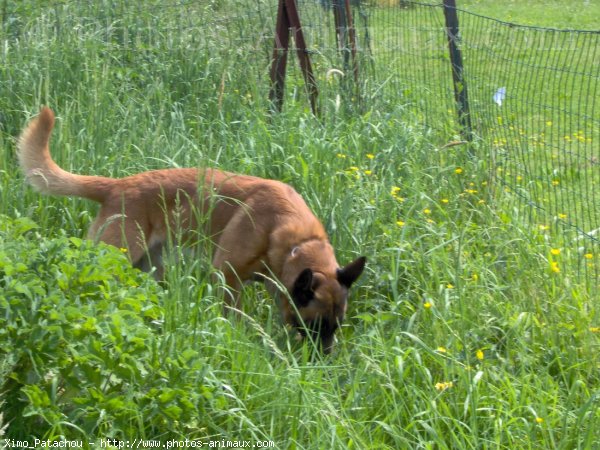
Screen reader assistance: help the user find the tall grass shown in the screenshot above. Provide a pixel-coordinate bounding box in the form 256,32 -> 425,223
0,0 -> 598,447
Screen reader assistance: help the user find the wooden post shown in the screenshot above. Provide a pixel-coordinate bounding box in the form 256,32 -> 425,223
331,0 -> 361,104
332,0 -> 349,69
344,0 -> 359,86
269,0 -> 319,116
443,0 -> 472,139
332,0 -> 360,100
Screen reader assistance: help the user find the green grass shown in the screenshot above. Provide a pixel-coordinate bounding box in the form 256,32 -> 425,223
1,0 -> 599,448
458,0 -> 600,30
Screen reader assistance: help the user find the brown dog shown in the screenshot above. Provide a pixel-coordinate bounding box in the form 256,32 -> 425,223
17,107 -> 366,352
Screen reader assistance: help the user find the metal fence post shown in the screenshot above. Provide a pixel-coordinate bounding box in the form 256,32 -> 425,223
443,0 -> 472,139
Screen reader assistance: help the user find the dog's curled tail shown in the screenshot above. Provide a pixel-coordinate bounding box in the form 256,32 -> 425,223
17,107 -> 112,203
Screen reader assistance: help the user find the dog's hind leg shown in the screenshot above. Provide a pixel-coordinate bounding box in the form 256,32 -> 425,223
88,212 -> 153,273
133,241 -> 165,279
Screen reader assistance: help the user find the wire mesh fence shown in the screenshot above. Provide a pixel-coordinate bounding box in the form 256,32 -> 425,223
457,9 -> 600,283
282,1 -> 600,284
342,1 -> 600,283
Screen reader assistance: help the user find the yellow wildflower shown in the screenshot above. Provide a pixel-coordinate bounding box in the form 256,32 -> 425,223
391,186 -> 405,202
550,248 -> 561,256
476,349 -> 484,360
435,381 -> 453,391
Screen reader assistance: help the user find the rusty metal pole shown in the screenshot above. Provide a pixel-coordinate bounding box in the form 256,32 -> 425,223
285,0 -> 319,116
269,0 -> 291,113
269,0 -> 319,116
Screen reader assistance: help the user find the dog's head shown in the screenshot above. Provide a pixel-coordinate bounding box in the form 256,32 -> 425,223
286,255 -> 366,353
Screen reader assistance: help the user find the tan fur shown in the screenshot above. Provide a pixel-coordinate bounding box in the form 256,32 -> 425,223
18,107 -> 365,352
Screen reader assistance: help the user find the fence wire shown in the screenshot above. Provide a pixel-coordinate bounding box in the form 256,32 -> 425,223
456,9 -> 600,282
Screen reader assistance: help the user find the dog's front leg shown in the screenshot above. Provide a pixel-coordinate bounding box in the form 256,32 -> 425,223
214,265 -> 243,313
210,203 -> 270,314
212,246 -> 268,316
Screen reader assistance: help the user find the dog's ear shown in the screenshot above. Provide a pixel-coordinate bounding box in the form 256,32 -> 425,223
292,268 -> 314,307
337,256 -> 366,288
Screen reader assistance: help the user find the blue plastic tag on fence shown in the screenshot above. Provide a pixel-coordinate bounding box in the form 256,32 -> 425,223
493,87 -> 506,106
